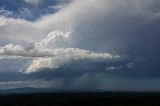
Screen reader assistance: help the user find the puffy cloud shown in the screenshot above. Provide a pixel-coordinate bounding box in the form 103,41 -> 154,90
19,8 -> 32,17
0,17 -> 37,43
0,37 -> 125,75
24,0 -> 43,5
0,28 -> 132,77
48,2 -> 69,11
0,8 -> 12,17
34,31 -> 71,48
26,48 -> 121,74
0,30 -> 132,79
0,31 -> 72,57
106,63 -> 134,71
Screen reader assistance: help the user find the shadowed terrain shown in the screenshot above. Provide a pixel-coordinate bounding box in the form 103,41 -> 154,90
0,92 -> 160,106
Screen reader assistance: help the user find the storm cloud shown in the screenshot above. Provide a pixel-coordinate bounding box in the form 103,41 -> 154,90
0,0 -> 160,91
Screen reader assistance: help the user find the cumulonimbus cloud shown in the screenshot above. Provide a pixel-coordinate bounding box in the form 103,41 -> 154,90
1,0 -> 160,57
0,0 -> 159,76
0,0 -> 160,90
0,31 -> 128,75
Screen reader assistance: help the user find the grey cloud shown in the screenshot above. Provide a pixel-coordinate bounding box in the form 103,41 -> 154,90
0,0 -> 160,90
1,73 -> 160,91
27,55 -> 132,78
59,0 -> 160,58
0,30 -> 129,76
0,8 -> 13,17
0,79 -> 60,89
1,0 -> 160,58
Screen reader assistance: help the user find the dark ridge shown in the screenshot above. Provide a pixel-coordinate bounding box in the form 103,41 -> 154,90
1,92 -> 160,106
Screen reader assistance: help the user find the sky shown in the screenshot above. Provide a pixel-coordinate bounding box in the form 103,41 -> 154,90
0,0 -> 160,91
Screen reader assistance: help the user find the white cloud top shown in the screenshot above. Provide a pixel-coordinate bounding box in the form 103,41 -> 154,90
24,0 -> 43,5
0,31 -> 121,74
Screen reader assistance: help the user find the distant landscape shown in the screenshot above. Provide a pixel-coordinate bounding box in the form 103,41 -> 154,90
0,88 -> 160,106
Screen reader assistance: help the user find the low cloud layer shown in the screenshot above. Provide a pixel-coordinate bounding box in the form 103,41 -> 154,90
0,31 -> 128,77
